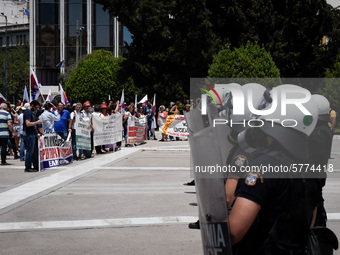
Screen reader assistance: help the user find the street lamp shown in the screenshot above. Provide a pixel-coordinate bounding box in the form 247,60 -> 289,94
0,13 -> 7,99
76,26 -> 84,64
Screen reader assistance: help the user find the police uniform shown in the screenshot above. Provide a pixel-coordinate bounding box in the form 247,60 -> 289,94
233,149 -> 315,255
309,121 -> 332,226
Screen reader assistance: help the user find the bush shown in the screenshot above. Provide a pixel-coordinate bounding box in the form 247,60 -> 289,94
65,50 -> 133,103
208,42 -> 280,87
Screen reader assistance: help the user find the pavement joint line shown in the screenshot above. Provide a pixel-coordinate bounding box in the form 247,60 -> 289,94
0,147 -> 141,215
0,213 -> 340,232
0,216 -> 199,232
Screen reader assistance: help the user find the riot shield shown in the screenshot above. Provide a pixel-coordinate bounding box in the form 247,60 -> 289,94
184,107 -> 205,135
189,126 -> 233,255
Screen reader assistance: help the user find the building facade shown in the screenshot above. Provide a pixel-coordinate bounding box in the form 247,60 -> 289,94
0,0 -> 29,48
30,0 -> 124,86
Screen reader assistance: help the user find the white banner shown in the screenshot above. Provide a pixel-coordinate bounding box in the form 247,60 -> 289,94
93,113 -> 122,146
161,115 -> 189,138
75,113 -> 91,150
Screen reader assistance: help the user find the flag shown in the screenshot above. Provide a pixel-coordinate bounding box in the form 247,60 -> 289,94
59,84 -> 70,106
30,67 -> 42,100
0,93 -> 6,104
46,89 -> 52,102
152,94 -> 156,117
134,94 -> 138,114
108,95 -> 111,101
138,95 -> 148,106
120,89 -> 125,115
23,8 -> 30,16
56,60 -> 65,68
22,86 -> 29,105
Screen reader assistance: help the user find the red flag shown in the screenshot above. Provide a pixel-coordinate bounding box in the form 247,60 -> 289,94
30,67 -> 42,100
152,94 -> 156,117
22,86 -> 29,105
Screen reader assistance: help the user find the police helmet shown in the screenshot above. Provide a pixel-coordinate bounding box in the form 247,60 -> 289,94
311,94 -> 330,122
257,84 -> 318,160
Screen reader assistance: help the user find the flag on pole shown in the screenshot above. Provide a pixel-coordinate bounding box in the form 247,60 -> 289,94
0,93 -> 6,104
151,94 -> 157,129
22,86 -> 29,105
30,67 -> 42,101
108,94 -> 111,101
120,89 -> 125,115
152,94 -> 156,117
134,94 -> 138,114
138,95 -> 148,106
23,8 -> 30,16
46,89 -> 52,102
59,84 -> 70,106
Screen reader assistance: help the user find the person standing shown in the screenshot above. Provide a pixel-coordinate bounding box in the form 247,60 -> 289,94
53,102 -> 70,140
81,101 -> 94,158
145,101 -> 153,140
18,104 -> 27,161
23,100 -> 42,172
0,103 -> 14,165
40,102 -> 60,134
157,105 -> 168,141
69,103 -> 82,160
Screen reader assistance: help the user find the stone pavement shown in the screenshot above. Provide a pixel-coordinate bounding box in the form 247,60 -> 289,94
0,136 -> 339,255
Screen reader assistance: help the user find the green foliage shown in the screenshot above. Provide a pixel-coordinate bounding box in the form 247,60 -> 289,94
208,42 -> 280,87
0,43 -> 29,101
65,50 -> 135,103
322,55 -> 340,115
95,0 -> 219,106
94,0 -> 340,103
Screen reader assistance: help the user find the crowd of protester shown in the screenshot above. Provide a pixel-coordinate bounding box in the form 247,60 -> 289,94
0,98 -> 187,171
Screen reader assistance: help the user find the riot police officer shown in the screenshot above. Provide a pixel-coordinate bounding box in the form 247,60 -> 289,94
229,85 -> 319,254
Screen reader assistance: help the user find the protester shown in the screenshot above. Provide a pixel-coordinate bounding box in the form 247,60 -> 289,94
18,104 -> 27,161
13,106 -> 22,156
53,102 -> 71,140
23,100 -> 43,172
40,102 -> 60,134
158,105 -> 168,141
123,105 -> 133,147
69,103 -> 82,160
0,103 -> 14,165
169,101 -> 182,141
81,101 -> 93,159
145,101 -> 153,140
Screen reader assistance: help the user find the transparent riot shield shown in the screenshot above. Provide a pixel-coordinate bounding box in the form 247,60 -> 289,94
184,107 -> 205,135
189,126 -> 233,255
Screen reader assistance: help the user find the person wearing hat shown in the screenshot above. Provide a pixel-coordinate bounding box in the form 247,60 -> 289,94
80,101 -> 94,158
94,104 -> 109,154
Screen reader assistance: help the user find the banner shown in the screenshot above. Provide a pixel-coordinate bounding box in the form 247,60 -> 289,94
75,113 -> 91,150
161,115 -> 189,138
127,117 -> 146,144
93,113 -> 122,146
38,133 -> 73,171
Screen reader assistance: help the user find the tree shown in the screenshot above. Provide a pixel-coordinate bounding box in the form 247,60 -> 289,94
208,42 -> 280,85
94,0 -> 219,105
0,42 -> 30,101
65,50 -> 135,103
322,55 -> 340,116
207,0 -> 339,80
